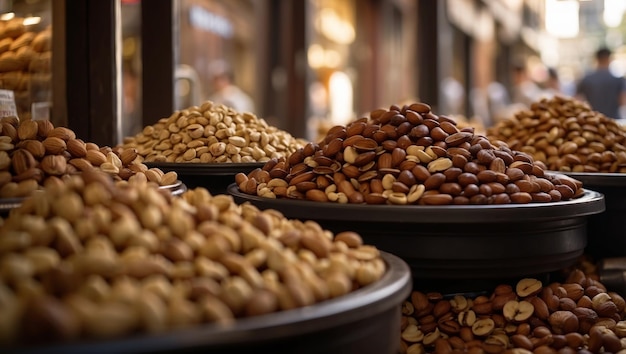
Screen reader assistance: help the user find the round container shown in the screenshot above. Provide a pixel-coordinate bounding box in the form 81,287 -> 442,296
5,252 -> 411,354
598,257 -> 626,296
145,162 -> 264,195
559,172 -> 626,259
229,183 -> 605,283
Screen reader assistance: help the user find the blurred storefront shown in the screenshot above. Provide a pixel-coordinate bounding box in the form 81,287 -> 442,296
1,0 -> 623,146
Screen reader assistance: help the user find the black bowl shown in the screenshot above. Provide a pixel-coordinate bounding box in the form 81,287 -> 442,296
144,162 -> 264,195
559,172 -> 626,259
5,251 -> 411,354
229,183 -> 605,284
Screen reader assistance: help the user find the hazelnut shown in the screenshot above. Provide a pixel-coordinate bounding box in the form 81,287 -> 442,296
548,311 -> 579,334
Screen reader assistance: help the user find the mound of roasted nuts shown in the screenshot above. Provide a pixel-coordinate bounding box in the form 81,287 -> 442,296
236,102 -> 584,205
0,116 -> 178,199
487,95 -> 626,173
0,169 -> 385,344
120,101 -> 306,163
400,273 -> 626,354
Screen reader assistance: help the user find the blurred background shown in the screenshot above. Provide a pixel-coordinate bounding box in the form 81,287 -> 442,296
2,0 -> 626,145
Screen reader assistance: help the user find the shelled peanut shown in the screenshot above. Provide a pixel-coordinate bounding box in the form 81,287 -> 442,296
119,101 -> 306,164
0,169 -> 385,344
236,102 -> 584,205
487,95 -> 626,173
0,18 -> 52,121
0,116 -> 178,198
400,273 -> 626,354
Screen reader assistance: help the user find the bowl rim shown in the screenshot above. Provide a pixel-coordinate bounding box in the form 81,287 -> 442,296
6,251 -> 412,354
228,183 -> 605,223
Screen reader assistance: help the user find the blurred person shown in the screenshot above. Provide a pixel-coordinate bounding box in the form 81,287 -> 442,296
544,67 -> 561,96
510,63 -> 543,106
207,60 -> 255,113
576,47 -> 626,119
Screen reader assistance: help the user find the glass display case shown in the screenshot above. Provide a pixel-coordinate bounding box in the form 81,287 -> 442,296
0,0 -> 52,122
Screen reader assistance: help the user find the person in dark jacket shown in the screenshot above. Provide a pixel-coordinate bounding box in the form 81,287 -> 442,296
576,47 -> 626,119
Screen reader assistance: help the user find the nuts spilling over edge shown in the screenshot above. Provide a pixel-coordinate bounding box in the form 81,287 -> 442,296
0,169 -> 385,344
0,116 -> 178,198
237,102 -> 584,205
401,272 -> 626,354
119,101 -> 306,163
487,95 -> 626,173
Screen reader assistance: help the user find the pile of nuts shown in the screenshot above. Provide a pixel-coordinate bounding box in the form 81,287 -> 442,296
0,116 -> 178,198
119,101 -> 306,164
487,96 -> 626,173
0,169 -> 385,344
0,18 -> 52,121
236,102 -> 584,205
401,273 -> 626,354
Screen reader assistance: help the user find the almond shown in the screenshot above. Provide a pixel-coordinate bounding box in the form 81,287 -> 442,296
119,148 -> 138,165
48,127 -> 76,141
69,158 -> 95,172
40,155 -> 67,175
1,121 -> 18,142
36,120 -> 54,138
43,137 -> 67,155
66,139 -> 87,158
86,150 -> 107,166
12,167 -> 44,183
11,148 -> 37,174
18,139 -> 45,158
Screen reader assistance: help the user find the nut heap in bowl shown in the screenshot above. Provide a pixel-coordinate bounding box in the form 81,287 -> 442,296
0,169 -> 386,345
0,116 -> 177,199
119,101 -> 306,164
400,271 -> 626,354
487,95 -> 626,173
236,102 -> 584,205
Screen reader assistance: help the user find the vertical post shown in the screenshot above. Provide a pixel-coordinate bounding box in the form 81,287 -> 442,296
281,0 -> 306,138
65,0 -> 119,147
51,0 -> 67,128
417,0 -> 439,110
141,0 -> 176,127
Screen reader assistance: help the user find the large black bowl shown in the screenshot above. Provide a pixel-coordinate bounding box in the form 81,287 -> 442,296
144,162 -> 264,195
559,172 -> 626,259
6,252 -> 411,354
229,183 -> 605,284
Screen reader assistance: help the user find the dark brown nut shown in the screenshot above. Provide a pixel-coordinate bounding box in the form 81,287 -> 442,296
492,292 -> 518,311
510,334 -> 534,351
587,326 -> 603,353
548,311 -> 579,334
608,292 -> 625,314
420,194 -> 453,205
561,283 -> 584,301
411,291 -> 430,314
528,296 -> 550,320
433,300 -> 451,318
541,288 -> 560,312
576,295 -> 593,309
564,332 -> 584,348
510,192 -> 532,204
